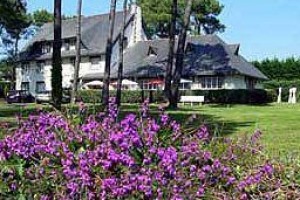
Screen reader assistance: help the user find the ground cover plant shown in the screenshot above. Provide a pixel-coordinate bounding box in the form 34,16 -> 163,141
0,99 -> 299,199
1,102 -> 300,154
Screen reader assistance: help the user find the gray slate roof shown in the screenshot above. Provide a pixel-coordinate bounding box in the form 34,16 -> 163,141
20,11 -> 133,61
94,35 -> 267,80
20,10 -> 267,80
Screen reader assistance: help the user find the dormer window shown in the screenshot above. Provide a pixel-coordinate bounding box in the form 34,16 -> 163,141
36,61 -> 45,74
123,37 -> 128,49
62,39 -> 76,51
186,43 -> 194,53
148,46 -> 157,56
21,63 -> 30,75
42,42 -> 51,54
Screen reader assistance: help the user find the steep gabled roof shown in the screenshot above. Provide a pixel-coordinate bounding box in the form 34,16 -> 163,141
116,35 -> 267,80
20,11 -> 134,61
228,44 -> 240,55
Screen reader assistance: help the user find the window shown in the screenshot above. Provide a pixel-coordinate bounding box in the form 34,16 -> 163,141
123,37 -> 128,49
64,40 -> 70,51
70,58 -> 76,66
245,77 -> 256,89
148,47 -> 157,56
200,76 -> 224,89
21,82 -> 30,91
42,43 -> 51,54
179,83 -> 191,90
36,82 -> 46,93
69,39 -> 76,50
186,43 -> 194,52
36,61 -> 45,74
21,63 -> 30,75
99,54 -> 105,61
142,81 -> 160,91
90,57 -> 100,65
90,56 -> 101,70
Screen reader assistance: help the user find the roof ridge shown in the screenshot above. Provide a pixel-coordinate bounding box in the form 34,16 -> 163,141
39,10 -> 126,28
82,10 -> 125,20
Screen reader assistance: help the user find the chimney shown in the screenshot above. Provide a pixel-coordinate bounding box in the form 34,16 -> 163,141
128,4 -> 147,47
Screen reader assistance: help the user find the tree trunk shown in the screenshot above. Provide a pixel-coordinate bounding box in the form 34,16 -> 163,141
195,18 -> 201,35
164,0 -> 177,105
71,0 -> 82,104
170,0 -> 193,109
116,0 -> 128,107
52,0 -> 62,110
12,36 -> 19,90
102,0 -> 117,107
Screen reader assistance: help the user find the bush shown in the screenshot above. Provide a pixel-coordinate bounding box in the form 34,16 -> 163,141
78,89 -> 272,105
77,90 -> 165,104
183,89 -> 272,104
263,80 -> 300,102
0,99 -> 299,199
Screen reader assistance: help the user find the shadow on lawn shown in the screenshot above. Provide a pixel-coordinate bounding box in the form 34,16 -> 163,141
0,102 -> 256,138
120,105 -> 255,137
169,112 -> 254,137
206,103 -> 274,108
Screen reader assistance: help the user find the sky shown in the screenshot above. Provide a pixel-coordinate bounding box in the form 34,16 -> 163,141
27,0 -> 300,61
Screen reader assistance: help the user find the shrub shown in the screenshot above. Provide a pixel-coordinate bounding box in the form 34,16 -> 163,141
184,89 -> 272,104
77,90 -> 165,104
263,80 -> 300,102
78,89 -> 272,105
0,99 -> 299,199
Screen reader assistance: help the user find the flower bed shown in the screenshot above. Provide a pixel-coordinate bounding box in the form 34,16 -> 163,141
0,99 -> 299,199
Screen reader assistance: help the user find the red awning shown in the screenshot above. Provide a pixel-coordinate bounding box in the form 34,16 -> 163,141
145,79 -> 164,84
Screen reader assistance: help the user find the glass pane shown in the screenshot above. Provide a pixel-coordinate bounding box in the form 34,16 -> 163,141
218,77 -> 224,88
212,77 -> 217,88
206,77 -> 212,89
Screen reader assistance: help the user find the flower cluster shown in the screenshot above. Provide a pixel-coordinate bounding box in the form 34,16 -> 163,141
0,99 -> 299,199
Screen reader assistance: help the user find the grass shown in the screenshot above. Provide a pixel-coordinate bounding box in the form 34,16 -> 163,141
177,104 -> 300,155
120,103 -> 300,155
0,100 -> 299,155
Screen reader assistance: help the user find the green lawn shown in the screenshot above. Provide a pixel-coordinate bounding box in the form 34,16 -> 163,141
0,100 -> 299,155
194,104 -> 300,154
121,103 -> 300,155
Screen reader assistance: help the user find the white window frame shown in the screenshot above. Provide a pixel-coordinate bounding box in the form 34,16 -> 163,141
42,43 -> 51,54
21,63 -> 30,75
36,61 -> 45,74
21,82 -> 30,91
142,81 -> 159,91
201,76 -> 224,90
36,81 -> 46,93
90,57 -> 101,70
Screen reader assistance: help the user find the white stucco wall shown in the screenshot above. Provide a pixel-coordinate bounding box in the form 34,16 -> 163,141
224,75 -> 247,89
16,56 -> 107,96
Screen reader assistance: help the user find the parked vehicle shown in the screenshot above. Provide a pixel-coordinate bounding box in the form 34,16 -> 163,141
35,91 -> 71,104
35,91 -> 51,104
6,90 -> 35,104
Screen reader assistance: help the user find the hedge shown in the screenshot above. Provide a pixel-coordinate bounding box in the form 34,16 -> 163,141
77,90 -> 166,104
78,89 -> 273,104
263,80 -> 300,102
